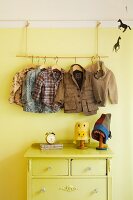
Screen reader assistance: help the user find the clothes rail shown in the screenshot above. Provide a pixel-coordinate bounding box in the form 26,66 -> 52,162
16,55 -> 109,59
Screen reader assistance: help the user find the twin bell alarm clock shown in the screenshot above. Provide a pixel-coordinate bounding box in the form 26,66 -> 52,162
45,132 -> 56,144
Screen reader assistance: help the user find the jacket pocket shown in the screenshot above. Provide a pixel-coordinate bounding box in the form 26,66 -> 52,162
82,100 -> 98,113
64,98 -> 76,111
87,102 -> 98,111
83,88 -> 95,100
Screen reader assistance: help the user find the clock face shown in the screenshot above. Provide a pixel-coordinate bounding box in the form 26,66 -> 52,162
46,133 -> 56,144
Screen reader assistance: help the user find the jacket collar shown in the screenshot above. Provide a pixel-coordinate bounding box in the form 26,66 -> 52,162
69,64 -> 86,89
69,64 -> 85,75
46,67 -> 64,82
89,61 -> 108,79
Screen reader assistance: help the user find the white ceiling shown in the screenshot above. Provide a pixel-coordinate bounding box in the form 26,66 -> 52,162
0,0 -> 133,20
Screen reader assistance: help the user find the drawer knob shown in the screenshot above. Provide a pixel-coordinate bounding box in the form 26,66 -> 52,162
41,187 -> 46,192
87,167 -> 91,171
94,188 -> 98,193
47,166 -> 52,170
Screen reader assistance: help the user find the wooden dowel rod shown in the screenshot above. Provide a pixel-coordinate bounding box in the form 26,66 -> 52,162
16,55 -> 109,59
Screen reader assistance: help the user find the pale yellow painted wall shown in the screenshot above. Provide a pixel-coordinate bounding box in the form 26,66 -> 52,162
0,28 -> 133,200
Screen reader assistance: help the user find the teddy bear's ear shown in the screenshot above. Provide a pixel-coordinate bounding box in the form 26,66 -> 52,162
78,123 -> 80,127
75,122 -> 80,127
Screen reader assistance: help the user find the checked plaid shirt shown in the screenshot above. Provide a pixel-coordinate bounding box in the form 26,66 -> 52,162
32,67 -> 64,108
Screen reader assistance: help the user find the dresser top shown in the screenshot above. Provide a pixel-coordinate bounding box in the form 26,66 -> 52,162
24,143 -> 113,158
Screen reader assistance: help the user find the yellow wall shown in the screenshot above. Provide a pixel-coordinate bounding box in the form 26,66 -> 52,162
0,28 -> 133,200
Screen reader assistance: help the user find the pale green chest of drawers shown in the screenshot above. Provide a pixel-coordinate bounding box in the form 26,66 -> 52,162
24,143 -> 113,200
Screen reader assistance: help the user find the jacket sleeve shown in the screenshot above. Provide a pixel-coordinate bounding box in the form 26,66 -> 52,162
108,71 -> 118,104
9,72 -> 23,106
21,76 -> 27,104
54,77 -> 64,105
22,71 -> 33,104
91,74 -> 102,104
32,72 -> 44,101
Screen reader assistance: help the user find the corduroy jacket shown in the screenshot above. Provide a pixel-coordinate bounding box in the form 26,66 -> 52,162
55,65 -> 98,115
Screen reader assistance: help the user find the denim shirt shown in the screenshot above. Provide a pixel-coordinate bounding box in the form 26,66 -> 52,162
22,68 -> 43,113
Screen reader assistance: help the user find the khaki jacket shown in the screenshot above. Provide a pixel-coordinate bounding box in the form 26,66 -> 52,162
87,61 -> 118,106
55,66 -> 98,115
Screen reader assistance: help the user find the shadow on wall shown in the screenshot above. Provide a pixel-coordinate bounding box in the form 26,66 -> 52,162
0,151 -> 27,200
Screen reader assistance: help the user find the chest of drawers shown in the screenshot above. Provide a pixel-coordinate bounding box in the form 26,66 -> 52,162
24,143 -> 113,200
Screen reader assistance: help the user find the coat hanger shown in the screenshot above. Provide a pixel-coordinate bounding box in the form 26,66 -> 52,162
91,55 -> 101,70
95,55 -> 101,71
71,57 -> 83,72
35,56 -> 44,69
26,56 -> 37,69
39,56 -> 47,69
52,57 -> 61,71
91,55 -> 104,78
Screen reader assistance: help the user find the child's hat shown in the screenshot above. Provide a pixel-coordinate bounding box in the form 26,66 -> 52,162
92,113 -> 111,144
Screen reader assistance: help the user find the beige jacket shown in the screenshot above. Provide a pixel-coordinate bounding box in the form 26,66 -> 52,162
87,61 -> 118,106
55,65 -> 98,115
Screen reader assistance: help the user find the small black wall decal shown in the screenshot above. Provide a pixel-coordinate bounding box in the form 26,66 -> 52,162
113,36 -> 121,52
118,19 -> 131,32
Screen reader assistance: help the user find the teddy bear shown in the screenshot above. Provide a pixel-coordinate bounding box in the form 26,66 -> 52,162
74,121 -> 90,149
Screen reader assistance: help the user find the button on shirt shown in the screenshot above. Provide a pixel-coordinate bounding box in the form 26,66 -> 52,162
32,67 -> 64,110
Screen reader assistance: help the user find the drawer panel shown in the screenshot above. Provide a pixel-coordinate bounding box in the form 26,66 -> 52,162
31,178 -> 107,200
32,158 -> 68,176
71,159 -> 106,176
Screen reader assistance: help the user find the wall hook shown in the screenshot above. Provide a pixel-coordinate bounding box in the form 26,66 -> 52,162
25,20 -> 30,28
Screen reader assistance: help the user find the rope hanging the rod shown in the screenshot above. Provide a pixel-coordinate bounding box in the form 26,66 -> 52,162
16,20 -> 108,59
25,20 -> 30,56
96,21 -> 101,56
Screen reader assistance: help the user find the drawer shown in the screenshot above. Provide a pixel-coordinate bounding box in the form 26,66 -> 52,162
71,159 -> 106,176
31,178 -> 107,200
32,158 -> 68,176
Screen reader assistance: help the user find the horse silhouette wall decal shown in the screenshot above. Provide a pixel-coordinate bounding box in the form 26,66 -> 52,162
118,19 -> 131,32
